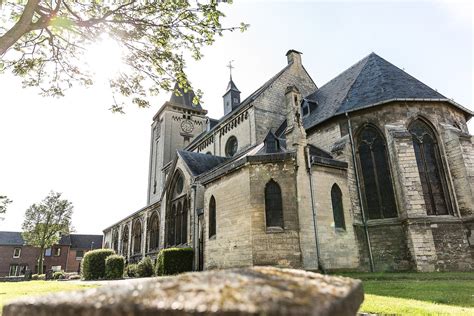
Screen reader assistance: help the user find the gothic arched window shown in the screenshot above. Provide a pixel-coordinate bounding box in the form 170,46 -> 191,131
181,200 -> 188,244
331,184 -> 345,230
148,212 -> 159,251
165,170 -> 187,247
121,225 -> 129,256
112,229 -> 119,253
132,219 -> 142,254
176,202 -> 182,245
265,180 -> 283,228
356,125 -> 397,219
209,196 -> 216,238
409,119 -> 451,215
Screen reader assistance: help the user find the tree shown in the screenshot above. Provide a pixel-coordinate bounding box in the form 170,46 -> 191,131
0,196 -> 12,220
21,191 -> 73,274
0,0 -> 248,112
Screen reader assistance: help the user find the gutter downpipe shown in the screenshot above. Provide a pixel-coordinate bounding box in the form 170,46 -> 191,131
346,112 -> 375,272
305,146 -> 325,274
191,183 -> 197,271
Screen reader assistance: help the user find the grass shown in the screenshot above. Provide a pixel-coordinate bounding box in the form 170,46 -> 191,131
339,272 -> 474,315
0,281 -> 97,314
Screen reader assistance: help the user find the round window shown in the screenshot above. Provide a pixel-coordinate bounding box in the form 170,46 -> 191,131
176,174 -> 184,194
225,136 -> 238,157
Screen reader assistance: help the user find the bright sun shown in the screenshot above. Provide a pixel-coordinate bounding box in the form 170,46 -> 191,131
85,35 -> 124,80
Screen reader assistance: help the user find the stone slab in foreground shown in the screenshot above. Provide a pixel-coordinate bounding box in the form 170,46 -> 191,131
3,266 -> 363,316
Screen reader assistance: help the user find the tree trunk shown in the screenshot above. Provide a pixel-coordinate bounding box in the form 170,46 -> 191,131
0,0 -> 40,55
38,247 -> 44,275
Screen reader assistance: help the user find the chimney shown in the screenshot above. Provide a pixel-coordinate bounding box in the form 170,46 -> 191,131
286,49 -> 302,65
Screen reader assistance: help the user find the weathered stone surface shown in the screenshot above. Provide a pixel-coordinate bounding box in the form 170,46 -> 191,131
3,267 -> 363,316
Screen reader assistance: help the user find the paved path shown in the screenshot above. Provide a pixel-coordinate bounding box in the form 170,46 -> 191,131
66,277 -> 159,286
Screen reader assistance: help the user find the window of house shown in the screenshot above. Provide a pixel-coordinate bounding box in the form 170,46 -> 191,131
331,184 -> 346,230
409,119 -> 451,215
225,136 -> 238,157
356,125 -> 398,220
265,180 -> 284,228
44,248 -> 52,257
13,247 -> 21,258
75,250 -> 84,260
53,247 -> 61,256
51,265 -> 61,272
209,196 -> 216,238
148,212 -> 160,251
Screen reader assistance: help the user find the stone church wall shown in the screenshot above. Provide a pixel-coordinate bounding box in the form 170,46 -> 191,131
310,165 -> 360,271
253,57 -> 316,144
306,101 -> 473,272
248,160 -> 301,268
203,168 -> 253,269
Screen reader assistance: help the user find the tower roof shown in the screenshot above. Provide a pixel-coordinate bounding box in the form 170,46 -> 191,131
225,78 -> 240,93
303,52 -> 471,129
169,82 -> 203,110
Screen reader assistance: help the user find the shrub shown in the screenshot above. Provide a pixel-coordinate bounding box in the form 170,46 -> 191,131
125,263 -> 139,278
31,274 -> 39,280
81,248 -> 115,280
137,257 -> 154,277
156,247 -> 193,276
53,271 -> 65,280
105,255 -> 125,280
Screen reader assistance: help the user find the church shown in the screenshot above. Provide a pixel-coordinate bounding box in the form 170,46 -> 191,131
103,50 -> 474,272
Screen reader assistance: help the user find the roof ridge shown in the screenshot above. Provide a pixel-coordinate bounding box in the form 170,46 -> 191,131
338,54 -> 372,108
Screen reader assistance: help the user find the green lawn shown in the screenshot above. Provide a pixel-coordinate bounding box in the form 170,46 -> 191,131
339,272 -> 474,315
0,281 -> 97,314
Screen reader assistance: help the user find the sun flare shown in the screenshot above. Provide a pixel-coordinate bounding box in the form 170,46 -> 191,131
85,35 -> 124,80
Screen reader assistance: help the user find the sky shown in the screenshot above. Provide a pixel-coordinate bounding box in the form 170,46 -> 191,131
0,0 -> 472,234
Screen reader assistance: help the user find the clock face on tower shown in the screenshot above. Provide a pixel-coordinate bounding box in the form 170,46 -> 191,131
181,119 -> 194,133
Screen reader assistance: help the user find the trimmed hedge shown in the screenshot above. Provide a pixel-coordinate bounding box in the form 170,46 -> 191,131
125,263 -> 139,278
53,271 -> 65,280
105,255 -> 125,280
156,247 -> 193,276
81,249 -> 115,280
137,257 -> 154,277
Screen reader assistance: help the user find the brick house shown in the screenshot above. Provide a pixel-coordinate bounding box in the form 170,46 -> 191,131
103,50 -> 474,272
0,231 -> 102,277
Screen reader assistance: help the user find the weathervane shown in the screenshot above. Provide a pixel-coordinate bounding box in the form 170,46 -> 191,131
227,60 -> 235,80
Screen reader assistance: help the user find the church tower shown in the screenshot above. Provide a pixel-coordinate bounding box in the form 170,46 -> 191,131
223,62 -> 241,115
147,83 -> 208,204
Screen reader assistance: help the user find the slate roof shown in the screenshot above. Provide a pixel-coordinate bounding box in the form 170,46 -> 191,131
225,77 -> 240,93
303,53 -> 470,130
0,231 -> 24,246
0,231 -> 101,247
169,82 -> 203,111
178,150 -> 229,176
70,234 -> 103,250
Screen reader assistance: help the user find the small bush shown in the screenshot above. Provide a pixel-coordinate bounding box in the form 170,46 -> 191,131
31,274 -> 39,280
53,271 -> 65,280
156,247 -> 193,276
137,257 -> 154,277
105,255 -> 125,280
37,274 -> 46,280
125,263 -> 139,278
81,248 -> 115,280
